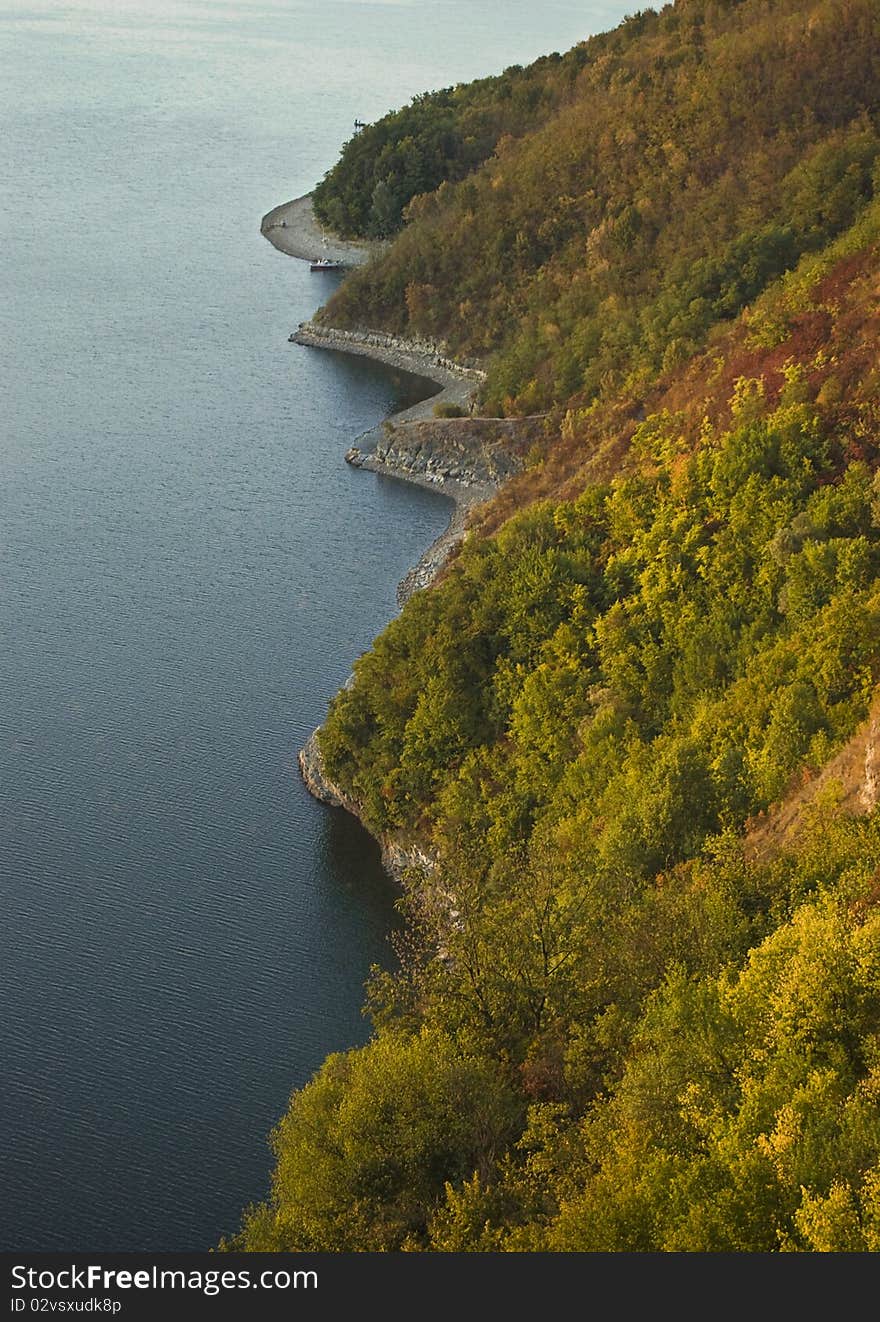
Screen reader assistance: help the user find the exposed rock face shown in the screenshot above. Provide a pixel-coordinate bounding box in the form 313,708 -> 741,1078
297,728 -> 355,812
381,840 -> 438,885
290,321 -> 486,380
859,716 -> 879,812
745,693 -> 880,862
297,728 -> 438,885
346,416 -> 528,488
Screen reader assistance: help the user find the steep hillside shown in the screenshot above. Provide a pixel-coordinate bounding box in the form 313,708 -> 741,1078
321,0 -> 880,414
228,0 -> 880,1254
312,46 -> 593,239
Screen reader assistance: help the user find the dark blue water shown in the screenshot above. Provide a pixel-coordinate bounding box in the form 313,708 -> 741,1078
1,0 -> 631,1250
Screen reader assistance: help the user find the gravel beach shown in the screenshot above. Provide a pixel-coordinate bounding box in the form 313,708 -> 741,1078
261,194 -> 384,266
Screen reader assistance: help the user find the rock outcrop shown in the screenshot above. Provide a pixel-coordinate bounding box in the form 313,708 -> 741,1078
745,692 -> 880,862
297,727 -> 356,812
381,840 -> 438,885
346,415 -> 528,488
859,715 -> 879,813
289,321 -> 486,381
298,728 -> 438,885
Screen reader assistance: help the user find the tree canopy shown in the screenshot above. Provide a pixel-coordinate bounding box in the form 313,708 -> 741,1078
320,0 -> 880,415
228,0 -> 880,1253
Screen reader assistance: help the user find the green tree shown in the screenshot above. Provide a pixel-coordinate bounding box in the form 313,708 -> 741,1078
233,1028 -> 520,1251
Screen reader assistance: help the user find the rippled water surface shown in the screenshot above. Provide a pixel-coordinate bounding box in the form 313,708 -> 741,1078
1,0 -> 631,1250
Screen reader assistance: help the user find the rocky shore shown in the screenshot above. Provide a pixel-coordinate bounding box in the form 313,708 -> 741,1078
288,315 -> 507,862
297,729 -> 438,884
297,728 -> 356,812
266,217 -> 517,869
344,412 -> 531,602
347,415 -> 527,487
290,319 -> 506,603
290,320 -> 484,420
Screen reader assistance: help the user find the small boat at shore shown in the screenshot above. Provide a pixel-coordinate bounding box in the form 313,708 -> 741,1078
309,257 -> 344,272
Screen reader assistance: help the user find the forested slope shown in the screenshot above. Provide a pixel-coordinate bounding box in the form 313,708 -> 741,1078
228,0 -> 880,1253
320,0 -> 880,414
311,47 -> 589,239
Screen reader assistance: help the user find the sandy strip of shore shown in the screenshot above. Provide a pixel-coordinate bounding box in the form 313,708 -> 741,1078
261,194 -> 385,267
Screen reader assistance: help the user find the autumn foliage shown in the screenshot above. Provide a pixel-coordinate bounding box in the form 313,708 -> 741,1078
227,0 -> 880,1253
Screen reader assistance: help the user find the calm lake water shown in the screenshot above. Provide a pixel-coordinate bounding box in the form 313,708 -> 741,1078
1,0 -> 630,1250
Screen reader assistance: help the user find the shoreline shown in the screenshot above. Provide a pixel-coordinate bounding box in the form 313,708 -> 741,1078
261,194 -> 385,267
266,205 -> 501,851
367,465 -> 495,605
288,320 -> 493,603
